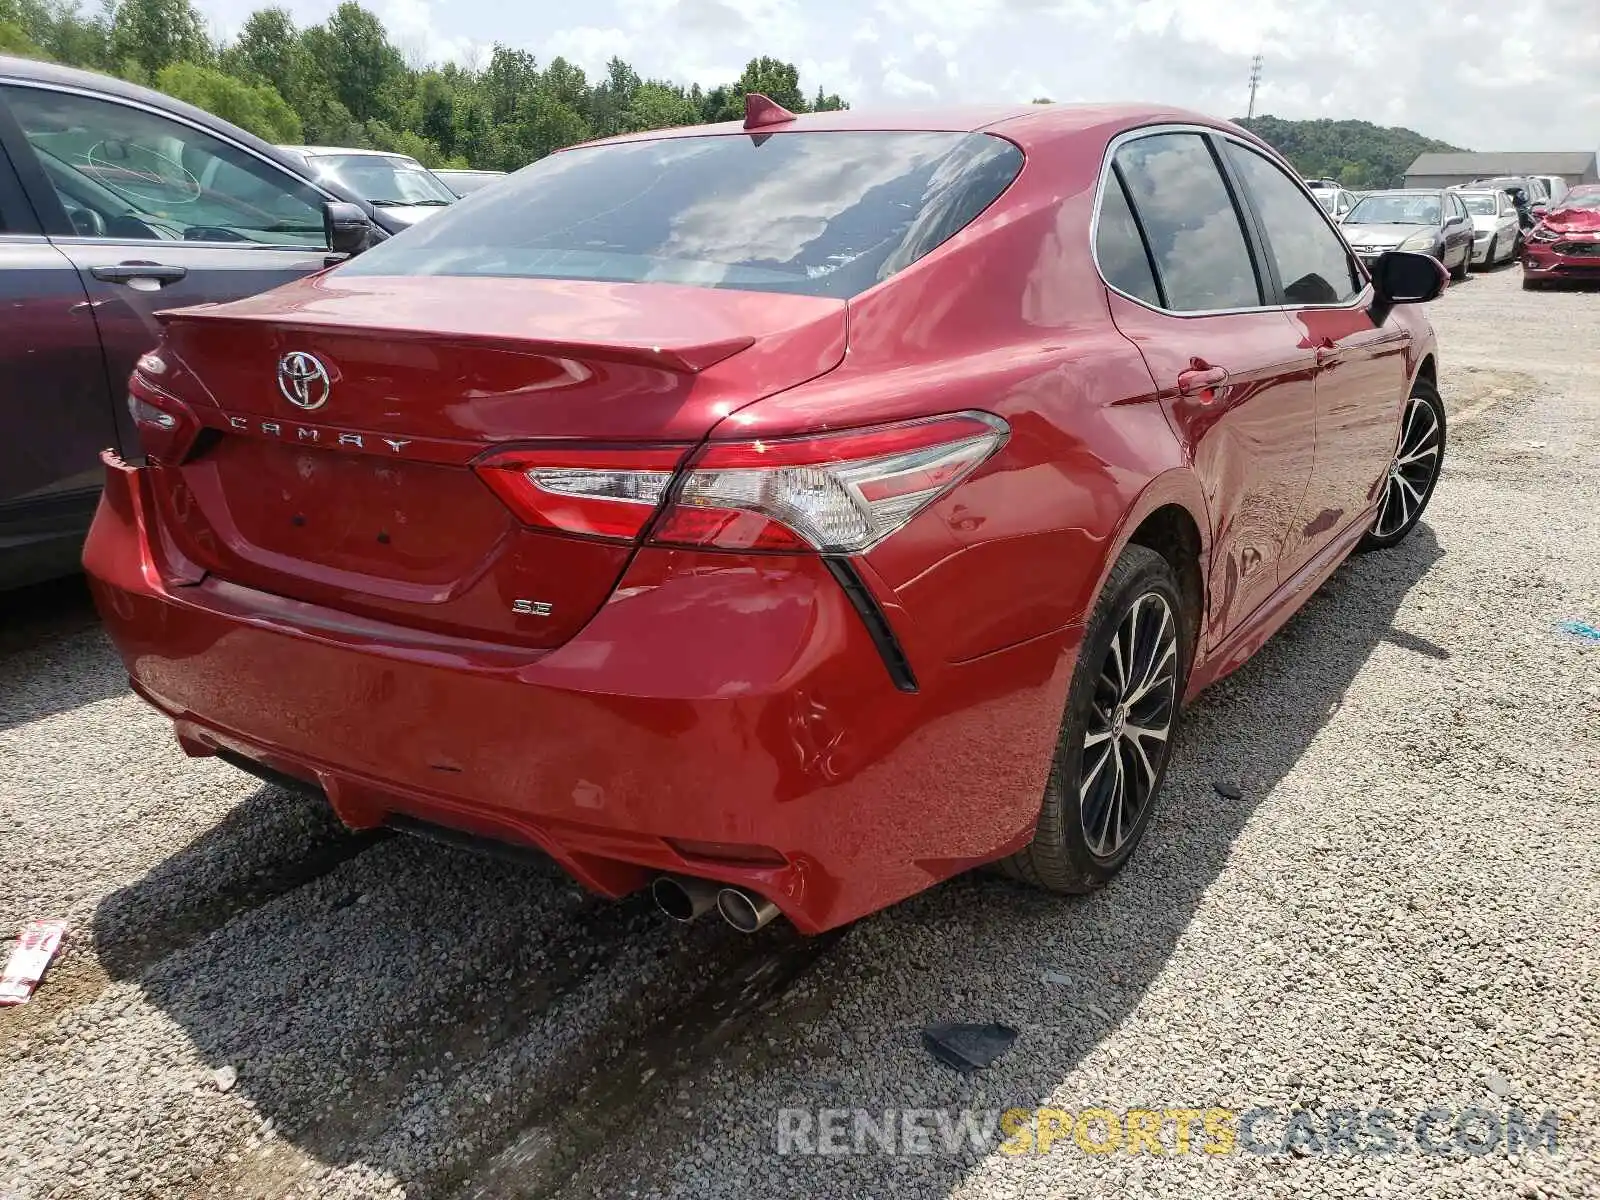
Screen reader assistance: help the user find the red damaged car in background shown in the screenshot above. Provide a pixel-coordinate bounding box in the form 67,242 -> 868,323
85,98 -> 1449,934
1523,183 -> 1600,289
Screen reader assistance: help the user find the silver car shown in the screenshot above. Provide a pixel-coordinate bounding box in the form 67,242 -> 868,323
1312,186 -> 1359,220
1456,189 -> 1522,267
1340,189 -> 1476,279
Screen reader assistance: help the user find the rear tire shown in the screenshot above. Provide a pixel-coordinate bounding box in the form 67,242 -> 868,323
1001,546 -> 1189,893
1360,377 -> 1446,552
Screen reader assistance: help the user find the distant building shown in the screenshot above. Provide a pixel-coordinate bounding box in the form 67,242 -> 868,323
1403,151 -> 1599,189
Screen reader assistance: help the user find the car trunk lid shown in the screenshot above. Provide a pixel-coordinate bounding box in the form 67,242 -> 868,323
149,274 -> 848,648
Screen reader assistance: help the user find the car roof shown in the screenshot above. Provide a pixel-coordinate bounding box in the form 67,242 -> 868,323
572,102 -> 1256,155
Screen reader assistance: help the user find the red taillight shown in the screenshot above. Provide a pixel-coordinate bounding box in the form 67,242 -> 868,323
472,412 -> 1009,552
658,412 -> 1008,553
128,355 -> 201,464
474,446 -> 690,541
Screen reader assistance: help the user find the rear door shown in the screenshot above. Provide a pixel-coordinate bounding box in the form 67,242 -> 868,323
1097,129 -> 1318,645
0,94 -> 116,581
1219,138 -> 1408,575
0,81 -> 333,457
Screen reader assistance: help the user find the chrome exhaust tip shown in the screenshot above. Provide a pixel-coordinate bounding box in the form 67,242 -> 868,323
716,887 -> 780,933
651,875 -> 719,923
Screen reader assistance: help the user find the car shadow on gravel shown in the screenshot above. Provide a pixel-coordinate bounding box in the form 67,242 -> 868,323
86,762 -> 839,1198
553,523 -> 1449,1199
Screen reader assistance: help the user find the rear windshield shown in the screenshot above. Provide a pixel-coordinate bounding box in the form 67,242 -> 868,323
338,131 -> 1024,298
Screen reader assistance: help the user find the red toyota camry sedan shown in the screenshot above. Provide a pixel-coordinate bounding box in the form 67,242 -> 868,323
85,100 -> 1448,934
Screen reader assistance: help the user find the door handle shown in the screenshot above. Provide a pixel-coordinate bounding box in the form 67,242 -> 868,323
91,262 -> 189,287
1176,365 -> 1228,396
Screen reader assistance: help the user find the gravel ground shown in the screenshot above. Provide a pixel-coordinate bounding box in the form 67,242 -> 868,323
2,262 -> 1597,1200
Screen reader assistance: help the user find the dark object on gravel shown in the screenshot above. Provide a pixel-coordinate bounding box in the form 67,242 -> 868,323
1214,779 -> 1244,800
922,1022 -> 1018,1073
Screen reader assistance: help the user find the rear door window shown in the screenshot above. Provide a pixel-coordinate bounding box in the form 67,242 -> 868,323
339,131 -> 1024,299
1095,170 -> 1162,306
1111,132 -> 1262,312
1224,141 -> 1363,305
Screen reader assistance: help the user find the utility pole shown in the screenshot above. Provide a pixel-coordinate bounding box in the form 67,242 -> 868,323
1247,54 -> 1263,120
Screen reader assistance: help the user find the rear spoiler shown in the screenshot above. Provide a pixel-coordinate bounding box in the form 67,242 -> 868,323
155,306 -> 756,374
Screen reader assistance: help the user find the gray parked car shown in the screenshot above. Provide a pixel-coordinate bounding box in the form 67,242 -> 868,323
0,56 -> 395,588
1339,189 -> 1477,280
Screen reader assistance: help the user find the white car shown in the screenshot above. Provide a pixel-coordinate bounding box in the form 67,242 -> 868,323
277,146 -> 456,227
1531,174 -> 1569,206
1311,186 -> 1359,220
1456,189 -> 1522,266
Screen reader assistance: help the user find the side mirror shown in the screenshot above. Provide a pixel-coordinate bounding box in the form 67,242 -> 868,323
323,201 -> 377,259
1367,250 -> 1447,324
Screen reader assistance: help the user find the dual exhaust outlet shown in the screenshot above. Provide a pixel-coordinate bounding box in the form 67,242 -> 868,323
651,875 -> 779,933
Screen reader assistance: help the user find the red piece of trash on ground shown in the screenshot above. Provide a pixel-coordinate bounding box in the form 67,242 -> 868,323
0,920 -> 68,1006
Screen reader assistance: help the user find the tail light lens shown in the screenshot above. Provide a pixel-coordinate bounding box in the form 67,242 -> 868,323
473,412 -> 1008,552
128,354 -> 201,464
657,412 -> 1008,553
474,446 -> 688,540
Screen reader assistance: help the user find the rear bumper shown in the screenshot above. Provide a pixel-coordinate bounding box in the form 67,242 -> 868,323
85,454 -> 1078,932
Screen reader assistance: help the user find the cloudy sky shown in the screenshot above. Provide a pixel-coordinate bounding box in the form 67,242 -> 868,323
194,0 -> 1599,151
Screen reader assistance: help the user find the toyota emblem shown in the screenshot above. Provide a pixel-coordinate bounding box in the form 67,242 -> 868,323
277,351 -> 332,410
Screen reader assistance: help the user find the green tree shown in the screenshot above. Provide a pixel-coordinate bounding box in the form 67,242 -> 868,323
0,0 -> 854,176
623,81 -> 699,133
511,90 -> 590,161
219,7 -> 297,97
108,0 -> 212,77
732,56 -> 804,112
0,17 -> 43,55
481,44 -> 538,126
7,0 -> 110,67
156,60 -> 301,141
302,2 -> 401,124
812,86 -> 846,111
1236,115 -> 1464,189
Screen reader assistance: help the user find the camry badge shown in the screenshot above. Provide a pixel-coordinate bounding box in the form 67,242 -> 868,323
278,351 -> 332,411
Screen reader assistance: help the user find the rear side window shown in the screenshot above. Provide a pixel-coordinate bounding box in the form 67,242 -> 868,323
1112,133 -> 1262,312
339,131 -> 1023,299
1224,142 -> 1362,305
1095,170 -> 1162,306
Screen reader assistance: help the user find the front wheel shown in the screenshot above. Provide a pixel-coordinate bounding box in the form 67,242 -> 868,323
1360,378 -> 1446,551
1001,546 -> 1188,892
1449,250 -> 1469,281
1481,235 -> 1496,269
